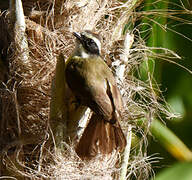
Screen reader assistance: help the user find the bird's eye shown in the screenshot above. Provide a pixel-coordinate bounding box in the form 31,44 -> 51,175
88,39 -> 94,44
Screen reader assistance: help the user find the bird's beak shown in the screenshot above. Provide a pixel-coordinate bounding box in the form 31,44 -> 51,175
73,32 -> 81,41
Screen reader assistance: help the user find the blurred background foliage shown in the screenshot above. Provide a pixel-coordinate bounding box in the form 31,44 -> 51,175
139,0 -> 192,177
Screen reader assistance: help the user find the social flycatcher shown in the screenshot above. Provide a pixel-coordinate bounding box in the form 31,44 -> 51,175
65,31 -> 126,158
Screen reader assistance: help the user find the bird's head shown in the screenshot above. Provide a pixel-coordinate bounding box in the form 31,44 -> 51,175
73,30 -> 101,58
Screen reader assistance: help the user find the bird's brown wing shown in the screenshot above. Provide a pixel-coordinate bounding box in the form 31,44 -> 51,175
65,56 -> 122,122
85,57 -> 123,123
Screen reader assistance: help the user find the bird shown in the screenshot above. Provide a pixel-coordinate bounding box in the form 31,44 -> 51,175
65,30 -> 126,159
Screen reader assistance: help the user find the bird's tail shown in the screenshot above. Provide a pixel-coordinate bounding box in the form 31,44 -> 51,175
75,113 -> 126,159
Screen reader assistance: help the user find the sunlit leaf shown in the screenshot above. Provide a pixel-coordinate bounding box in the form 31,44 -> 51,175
154,162 -> 192,180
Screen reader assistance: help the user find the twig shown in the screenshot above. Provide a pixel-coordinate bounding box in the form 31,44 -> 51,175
120,125 -> 132,180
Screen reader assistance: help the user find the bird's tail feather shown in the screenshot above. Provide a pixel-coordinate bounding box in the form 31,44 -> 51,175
75,113 -> 126,159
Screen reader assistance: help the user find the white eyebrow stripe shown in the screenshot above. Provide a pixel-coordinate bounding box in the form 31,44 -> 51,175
92,37 -> 101,53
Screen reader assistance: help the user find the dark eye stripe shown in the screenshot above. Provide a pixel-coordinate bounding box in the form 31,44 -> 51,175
81,35 -> 100,55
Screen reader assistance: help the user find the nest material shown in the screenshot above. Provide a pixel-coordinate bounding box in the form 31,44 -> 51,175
0,0 -> 177,179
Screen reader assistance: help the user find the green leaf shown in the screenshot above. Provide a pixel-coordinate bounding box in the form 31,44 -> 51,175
168,95 -> 186,120
154,162 -> 192,180
150,119 -> 192,161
